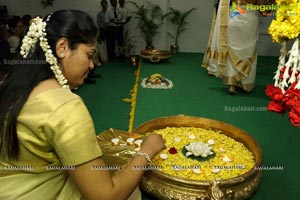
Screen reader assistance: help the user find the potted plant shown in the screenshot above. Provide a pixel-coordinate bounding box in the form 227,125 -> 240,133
163,7 -> 196,53
130,1 -> 163,50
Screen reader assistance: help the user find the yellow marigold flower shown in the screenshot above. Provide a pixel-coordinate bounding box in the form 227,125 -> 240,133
150,127 -> 255,181
269,0 -> 300,43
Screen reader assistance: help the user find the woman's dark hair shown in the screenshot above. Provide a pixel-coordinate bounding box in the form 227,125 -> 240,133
0,9 -> 97,160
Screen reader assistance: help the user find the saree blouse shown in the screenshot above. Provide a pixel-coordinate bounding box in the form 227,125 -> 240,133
0,88 -> 102,199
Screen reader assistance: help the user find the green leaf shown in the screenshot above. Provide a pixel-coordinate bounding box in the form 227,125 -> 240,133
131,1 -> 163,47
164,7 -> 196,45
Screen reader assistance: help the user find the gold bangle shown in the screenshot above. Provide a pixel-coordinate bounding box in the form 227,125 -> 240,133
133,151 -> 152,164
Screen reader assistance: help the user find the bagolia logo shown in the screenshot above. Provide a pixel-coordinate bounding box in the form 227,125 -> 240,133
230,2 -> 246,18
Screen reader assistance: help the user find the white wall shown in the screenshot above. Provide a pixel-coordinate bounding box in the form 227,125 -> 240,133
0,0 -> 281,56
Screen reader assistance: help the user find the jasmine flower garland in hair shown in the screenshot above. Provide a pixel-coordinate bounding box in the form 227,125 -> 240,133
20,16 -> 69,89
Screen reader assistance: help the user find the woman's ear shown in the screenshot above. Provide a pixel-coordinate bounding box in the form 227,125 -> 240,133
56,38 -> 69,59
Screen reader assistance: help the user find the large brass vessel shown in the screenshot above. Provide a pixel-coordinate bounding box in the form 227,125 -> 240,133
134,115 -> 263,200
140,50 -> 172,63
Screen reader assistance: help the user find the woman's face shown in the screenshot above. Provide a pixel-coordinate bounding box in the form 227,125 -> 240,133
59,43 -> 96,86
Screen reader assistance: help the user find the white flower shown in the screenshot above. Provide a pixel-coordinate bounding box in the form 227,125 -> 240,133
222,155 -> 232,162
192,168 -> 201,174
212,168 -> 220,173
207,139 -> 215,145
160,154 -> 168,159
185,142 -> 214,158
188,134 -> 196,140
20,16 -> 69,88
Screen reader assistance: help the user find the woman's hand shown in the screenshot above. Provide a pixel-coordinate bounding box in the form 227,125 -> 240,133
68,133 -> 166,200
140,133 -> 166,158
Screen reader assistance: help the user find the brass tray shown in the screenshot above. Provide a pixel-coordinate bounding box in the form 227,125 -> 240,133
133,115 -> 263,200
140,50 -> 172,63
97,128 -> 144,175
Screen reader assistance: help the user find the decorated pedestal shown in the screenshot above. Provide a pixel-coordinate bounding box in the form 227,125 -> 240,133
134,115 -> 263,200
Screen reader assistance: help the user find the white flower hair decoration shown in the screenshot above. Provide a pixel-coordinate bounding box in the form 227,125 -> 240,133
20,15 -> 69,88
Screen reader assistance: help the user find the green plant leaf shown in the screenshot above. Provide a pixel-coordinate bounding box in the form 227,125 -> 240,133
164,7 -> 196,46
131,1 -> 163,47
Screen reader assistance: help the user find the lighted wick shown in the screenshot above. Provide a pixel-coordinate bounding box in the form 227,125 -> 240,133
126,137 -> 135,145
134,139 -> 143,148
111,138 -> 120,146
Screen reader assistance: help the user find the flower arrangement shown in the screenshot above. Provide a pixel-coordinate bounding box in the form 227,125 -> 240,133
150,127 -> 255,180
265,40 -> 300,126
123,57 -> 141,132
265,83 -> 300,126
20,16 -> 69,89
185,142 -> 214,158
265,39 -> 300,126
141,73 -> 173,89
268,0 -> 300,44
266,0 -> 300,127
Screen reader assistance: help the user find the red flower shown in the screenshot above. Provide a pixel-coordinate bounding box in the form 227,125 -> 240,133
283,89 -> 300,108
272,92 -> 284,102
265,84 -> 283,101
266,67 -> 300,127
267,101 -> 286,113
289,106 -> 300,127
265,84 -> 276,98
168,147 -> 178,154
265,81 -> 300,128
